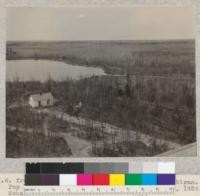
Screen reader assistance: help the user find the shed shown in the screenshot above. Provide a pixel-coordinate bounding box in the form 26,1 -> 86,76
28,92 -> 54,108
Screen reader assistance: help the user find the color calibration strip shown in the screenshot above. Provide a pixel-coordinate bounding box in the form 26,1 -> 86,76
25,174 -> 175,186
25,162 -> 175,186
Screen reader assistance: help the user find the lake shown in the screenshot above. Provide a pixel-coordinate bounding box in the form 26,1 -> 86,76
6,60 -> 106,82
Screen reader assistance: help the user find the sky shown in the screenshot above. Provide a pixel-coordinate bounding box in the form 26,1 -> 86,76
6,6 -> 194,41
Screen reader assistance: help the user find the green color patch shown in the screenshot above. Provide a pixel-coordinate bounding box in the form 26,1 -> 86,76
125,174 -> 142,185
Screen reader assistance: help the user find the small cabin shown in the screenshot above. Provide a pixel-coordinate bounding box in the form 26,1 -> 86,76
28,92 -> 54,108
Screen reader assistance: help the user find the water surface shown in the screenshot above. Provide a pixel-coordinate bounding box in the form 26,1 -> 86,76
6,60 -> 106,81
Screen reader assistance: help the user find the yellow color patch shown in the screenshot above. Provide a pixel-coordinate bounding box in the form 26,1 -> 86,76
109,174 -> 125,186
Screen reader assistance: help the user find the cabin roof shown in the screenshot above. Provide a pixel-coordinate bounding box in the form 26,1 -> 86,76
29,92 -> 53,101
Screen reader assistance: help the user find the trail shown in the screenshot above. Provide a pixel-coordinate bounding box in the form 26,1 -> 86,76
41,108 -> 181,149
60,132 -> 92,157
7,106 -> 182,157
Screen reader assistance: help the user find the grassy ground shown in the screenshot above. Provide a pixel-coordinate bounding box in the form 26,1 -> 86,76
6,105 -> 171,157
6,129 -> 72,157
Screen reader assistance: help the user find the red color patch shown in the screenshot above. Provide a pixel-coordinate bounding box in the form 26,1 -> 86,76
93,174 -> 109,185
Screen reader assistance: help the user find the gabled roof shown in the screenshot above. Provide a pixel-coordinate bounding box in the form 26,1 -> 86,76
30,92 -> 53,101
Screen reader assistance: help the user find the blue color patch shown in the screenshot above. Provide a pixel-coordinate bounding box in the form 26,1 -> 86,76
142,174 -> 157,185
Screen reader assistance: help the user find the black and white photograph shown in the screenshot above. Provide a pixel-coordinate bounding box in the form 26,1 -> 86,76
6,6 -> 196,157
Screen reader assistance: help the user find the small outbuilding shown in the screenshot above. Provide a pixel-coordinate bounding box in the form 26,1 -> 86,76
28,92 -> 54,108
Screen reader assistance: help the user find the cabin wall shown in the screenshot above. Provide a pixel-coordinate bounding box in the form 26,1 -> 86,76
28,96 -> 54,108
29,97 -> 38,108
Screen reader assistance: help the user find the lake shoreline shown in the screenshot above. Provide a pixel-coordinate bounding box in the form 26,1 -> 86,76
6,58 -> 195,80
6,56 -> 114,75
7,40 -> 195,77
6,59 -> 106,82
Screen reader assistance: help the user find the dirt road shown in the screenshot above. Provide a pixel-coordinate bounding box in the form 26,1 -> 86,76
41,108 -> 181,149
